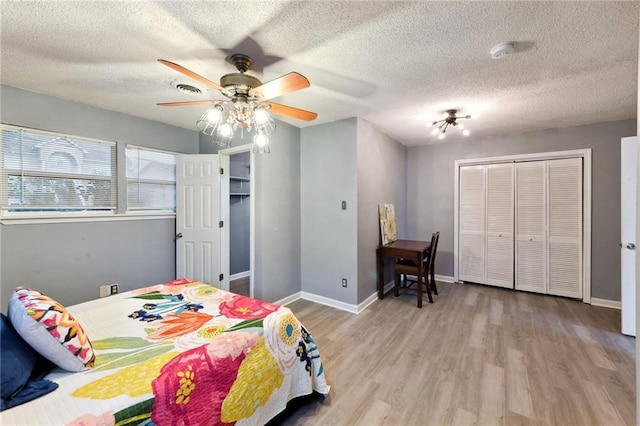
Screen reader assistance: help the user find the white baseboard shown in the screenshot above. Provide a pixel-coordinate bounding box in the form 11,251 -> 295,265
274,291 -> 302,307
403,274 -> 457,283
590,298 -> 621,310
300,291 -> 360,314
276,283 -> 397,314
435,274 -> 456,283
230,271 -> 250,281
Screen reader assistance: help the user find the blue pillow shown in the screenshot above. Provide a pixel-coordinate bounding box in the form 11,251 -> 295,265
1,313 -> 58,411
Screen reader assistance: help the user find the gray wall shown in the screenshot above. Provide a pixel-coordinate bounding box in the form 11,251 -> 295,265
1,219 -> 175,307
356,118 -> 407,303
301,118 -> 358,305
0,85 -> 199,309
229,152 -> 250,275
253,121 -> 302,302
407,118 -> 637,301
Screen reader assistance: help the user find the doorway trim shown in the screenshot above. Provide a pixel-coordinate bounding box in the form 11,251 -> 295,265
453,148 -> 592,303
220,144 -> 255,297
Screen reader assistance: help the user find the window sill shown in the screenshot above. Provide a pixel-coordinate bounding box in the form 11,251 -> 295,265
0,212 -> 176,225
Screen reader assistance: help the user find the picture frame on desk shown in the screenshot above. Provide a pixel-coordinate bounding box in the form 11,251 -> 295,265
378,203 -> 397,245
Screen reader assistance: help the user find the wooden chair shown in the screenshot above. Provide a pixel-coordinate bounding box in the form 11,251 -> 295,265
393,232 -> 439,307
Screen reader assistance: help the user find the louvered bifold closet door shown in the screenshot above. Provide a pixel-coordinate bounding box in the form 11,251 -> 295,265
548,158 -> 583,298
486,163 -> 514,288
459,165 -> 486,283
515,161 -> 547,294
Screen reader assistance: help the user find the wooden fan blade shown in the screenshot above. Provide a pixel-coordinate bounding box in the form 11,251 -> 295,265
157,100 -> 217,107
265,102 -> 317,121
250,72 -> 310,100
157,59 -> 223,91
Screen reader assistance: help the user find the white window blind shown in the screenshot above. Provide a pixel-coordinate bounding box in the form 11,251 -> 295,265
1,125 -> 116,215
126,146 -> 176,211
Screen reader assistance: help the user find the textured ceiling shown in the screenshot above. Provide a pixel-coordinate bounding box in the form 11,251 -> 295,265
1,1 -> 638,146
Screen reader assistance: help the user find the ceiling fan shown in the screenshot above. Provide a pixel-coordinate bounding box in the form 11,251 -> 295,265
157,53 -> 317,123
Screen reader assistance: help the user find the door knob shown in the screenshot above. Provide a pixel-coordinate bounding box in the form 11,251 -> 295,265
627,243 -> 636,250
175,233 -> 183,239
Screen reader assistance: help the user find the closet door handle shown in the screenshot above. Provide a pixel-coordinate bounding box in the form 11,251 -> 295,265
626,243 -> 636,250
176,233 -> 183,240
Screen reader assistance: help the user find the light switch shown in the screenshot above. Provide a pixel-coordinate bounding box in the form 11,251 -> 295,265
342,201 -> 347,210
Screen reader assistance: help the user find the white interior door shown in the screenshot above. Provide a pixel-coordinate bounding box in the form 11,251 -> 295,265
459,165 -> 486,283
176,154 -> 221,287
486,163 -> 515,288
621,136 -> 637,336
515,161 -> 547,294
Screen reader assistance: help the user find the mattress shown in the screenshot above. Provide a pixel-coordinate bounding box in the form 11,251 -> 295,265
0,279 -> 329,425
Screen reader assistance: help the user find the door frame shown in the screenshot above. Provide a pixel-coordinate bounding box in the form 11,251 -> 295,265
453,148 -> 592,303
219,144 -> 255,297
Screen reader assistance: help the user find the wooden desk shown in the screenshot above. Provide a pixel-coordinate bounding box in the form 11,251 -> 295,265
376,239 -> 431,307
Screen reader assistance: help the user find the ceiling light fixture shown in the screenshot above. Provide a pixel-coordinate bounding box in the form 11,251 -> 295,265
429,109 -> 472,139
197,99 -> 275,153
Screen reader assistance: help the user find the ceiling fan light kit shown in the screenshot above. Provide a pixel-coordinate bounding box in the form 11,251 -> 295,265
429,109 -> 472,139
158,54 -> 317,153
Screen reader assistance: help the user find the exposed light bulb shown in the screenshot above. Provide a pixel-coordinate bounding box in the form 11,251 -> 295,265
254,107 -> 269,125
253,105 -> 276,135
218,122 -> 233,138
438,132 -> 445,140
205,107 -> 222,123
463,129 -> 470,136
253,132 -> 271,154
458,124 -> 465,130
254,132 -> 269,147
431,128 -> 439,135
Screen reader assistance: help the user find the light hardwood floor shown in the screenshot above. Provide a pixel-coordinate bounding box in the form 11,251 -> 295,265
275,281 -> 635,426
230,276 -> 250,297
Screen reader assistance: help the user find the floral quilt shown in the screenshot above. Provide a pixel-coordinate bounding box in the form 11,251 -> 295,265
0,279 -> 329,426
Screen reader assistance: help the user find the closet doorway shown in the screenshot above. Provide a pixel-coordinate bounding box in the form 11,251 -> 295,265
454,149 -> 592,303
220,146 -> 254,297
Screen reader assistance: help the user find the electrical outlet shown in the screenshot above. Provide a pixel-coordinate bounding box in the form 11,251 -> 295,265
99,283 -> 119,298
342,278 -> 348,287
99,285 -> 110,298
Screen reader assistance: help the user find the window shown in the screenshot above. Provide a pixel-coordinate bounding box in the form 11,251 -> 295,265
126,146 -> 176,212
1,125 -> 116,216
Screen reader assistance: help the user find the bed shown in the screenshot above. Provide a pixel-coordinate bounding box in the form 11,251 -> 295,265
0,279 -> 329,425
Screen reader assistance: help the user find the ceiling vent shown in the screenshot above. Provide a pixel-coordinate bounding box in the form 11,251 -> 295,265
170,80 -> 203,96
490,42 -> 516,59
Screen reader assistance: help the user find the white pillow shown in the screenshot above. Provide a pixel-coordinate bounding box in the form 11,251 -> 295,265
8,288 -> 95,372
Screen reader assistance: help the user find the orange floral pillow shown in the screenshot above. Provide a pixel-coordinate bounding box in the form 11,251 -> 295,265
8,288 -> 95,372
